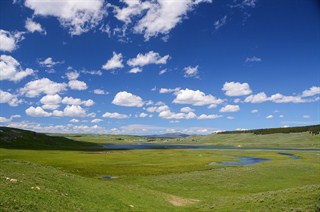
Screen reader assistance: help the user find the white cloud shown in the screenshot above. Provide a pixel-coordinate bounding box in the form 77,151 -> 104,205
0,29 -> 24,52
159,87 -> 180,94
0,55 -> 34,82
102,52 -> 124,71
81,70 -> 103,76
146,105 -> 170,113
25,18 -> 46,34
68,80 -> 88,90
40,94 -> 62,110
219,105 -> 240,113
139,112 -> 148,118
70,118 -> 79,123
173,88 -> 223,106
66,71 -> 79,80
0,116 -> 11,123
302,86 -> 320,97
62,97 -> 82,105
244,92 -> 268,103
222,81 -> 252,96
82,99 -> 95,107
266,115 -> 273,119
128,67 -> 142,74
245,56 -> 262,63
231,0 -> 257,9
227,116 -> 235,120
159,69 -> 167,75
214,15 -> 227,30
269,93 -> 305,103
251,109 -> 258,113
20,78 -> 67,97
93,89 -> 108,95
61,96 -> 94,107
112,91 -> 144,107
198,114 -> 222,120
102,112 -> 128,119
25,106 -> 51,117
127,51 -> 170,67
39,57 -> 61,67
60,105 -> 86,117
180,107 -> 194,113
24,0 -> 105,35
40,94 -> 61,105
0,90 -> 21,106
92,118 -> 103,123
130,0 -> 212,40
303,115 -> 310,119
184,65 -> 199,78
159,110 -> 196,120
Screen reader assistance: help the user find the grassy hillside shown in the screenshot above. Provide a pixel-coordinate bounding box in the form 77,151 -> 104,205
0,127 -> 101,150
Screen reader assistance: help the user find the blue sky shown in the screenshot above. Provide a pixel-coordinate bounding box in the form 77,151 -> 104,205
0,0 -> 319,135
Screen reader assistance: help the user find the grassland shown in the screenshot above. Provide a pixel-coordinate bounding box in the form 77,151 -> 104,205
1,127 -> 320,211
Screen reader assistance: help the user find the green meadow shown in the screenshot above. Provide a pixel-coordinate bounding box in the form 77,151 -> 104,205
0,127 -> 320,211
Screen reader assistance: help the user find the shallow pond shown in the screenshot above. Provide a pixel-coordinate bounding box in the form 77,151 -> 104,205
209,156 -> 270,166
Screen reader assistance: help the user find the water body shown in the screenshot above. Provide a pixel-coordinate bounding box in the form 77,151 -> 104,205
102,176 -> 113,180
103,143 -> 320,152
209,156 -> 271,166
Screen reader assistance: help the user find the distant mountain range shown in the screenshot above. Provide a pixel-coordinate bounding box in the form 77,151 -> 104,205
144,132 -> 190,138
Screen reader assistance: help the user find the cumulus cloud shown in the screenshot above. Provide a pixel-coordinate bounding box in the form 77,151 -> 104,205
146,104 -> 170,113
25,18 -> 46,34
25,106 -> 51,117
102,52 -> 124,71
65,71 -> 79,80
92,118 -> 103,123
184,65 -> 199,78
54,105 -> 86,117
70,119 -> 79,123
219,105 -> 240,113
139,112 -> 148,118
0,29 -> 24,52
39,57 -> 61,67
40,94 -> 62,110
245,56 -> 262,63
0,90 -> 21,106
119,0 -> 212,40
128,67 -> 142,74
244,92 -> 268,103
61,96 -> 94,107
20,78 -> 67,97
102,112 -> 129,119
302,86 -> 320,97
222,81 -> 252,96
159,87 -> 180,94
159,110 -> 196,120
180,107 -> 194,113
24,0 -> 105,35
173,88 -> 223,106
251,109 -> 258,113
0,55 -> 34,82
68,80 -> 88,90
127,51 -> 170,67
112,91 -> 144,107
198,114 -> 222,120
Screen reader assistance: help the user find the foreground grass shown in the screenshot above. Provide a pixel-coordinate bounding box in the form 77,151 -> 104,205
1,148 -> 319,211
